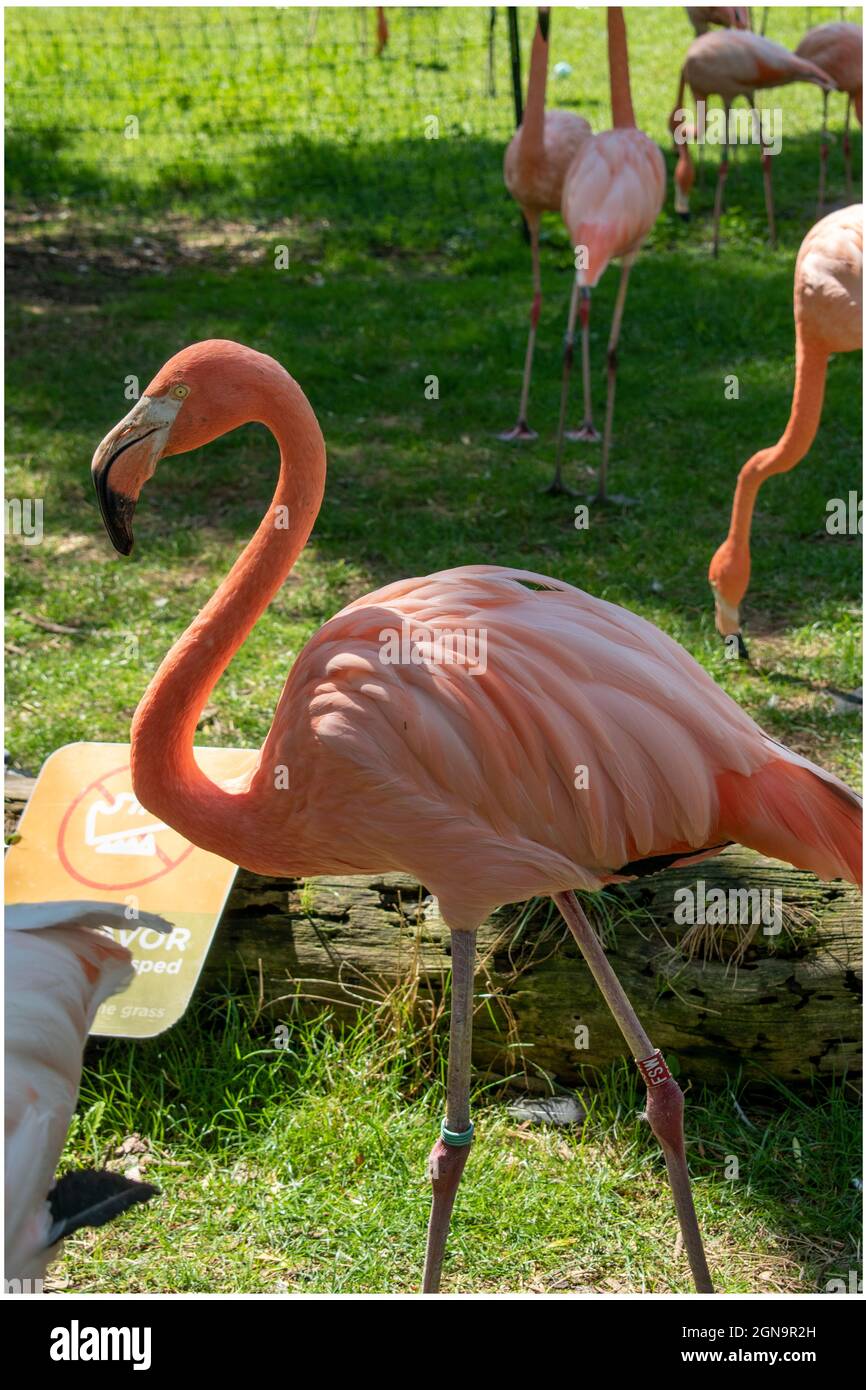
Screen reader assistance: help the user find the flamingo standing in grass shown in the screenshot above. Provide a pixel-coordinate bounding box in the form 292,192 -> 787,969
5,902 -> 165,1282
795,22 -> 862,209
501,7 -> 591,441
91,339 -> 861,1294
671,29 -> 836,255
709,203 -> 862,653
547,8 -> 665,499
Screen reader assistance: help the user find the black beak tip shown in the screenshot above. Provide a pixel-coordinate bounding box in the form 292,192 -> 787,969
676,211 -> 691,223
94,472 -> 135,556
735,632 -> 750,662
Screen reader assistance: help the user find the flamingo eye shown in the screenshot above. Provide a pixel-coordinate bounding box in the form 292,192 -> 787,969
170,384 -> 189,400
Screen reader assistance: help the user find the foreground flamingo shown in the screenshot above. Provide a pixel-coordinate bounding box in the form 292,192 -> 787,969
501,7 -> 591,441
549,8 -> 664,498
671,30 -> 835,254
796,21 -> 862,209
91,339 -> 861,1294
709,203 -> 862,652
5,902 -> 164,1281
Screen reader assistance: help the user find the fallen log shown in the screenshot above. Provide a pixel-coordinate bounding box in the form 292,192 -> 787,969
5,775 -> 861,1086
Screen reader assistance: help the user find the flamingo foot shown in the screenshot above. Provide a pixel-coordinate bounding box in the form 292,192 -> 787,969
566,422 -> 602,443
498,420 -> 538,443
542,476 -> 577,497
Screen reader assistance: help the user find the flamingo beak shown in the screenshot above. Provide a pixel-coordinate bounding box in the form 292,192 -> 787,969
710,585 -> 749,660
91,394 -> 182,555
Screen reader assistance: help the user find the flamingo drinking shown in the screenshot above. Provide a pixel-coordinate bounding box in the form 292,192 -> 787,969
709,203 -> 862,654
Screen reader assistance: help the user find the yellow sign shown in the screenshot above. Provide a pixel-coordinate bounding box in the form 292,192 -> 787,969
5,742 -> 255,1038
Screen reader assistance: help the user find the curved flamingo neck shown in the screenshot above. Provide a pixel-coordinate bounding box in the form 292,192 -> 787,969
520,9 -> 550,159
608,8 -> 636,129
130,372 -> 326,863
726,336 -> 829,555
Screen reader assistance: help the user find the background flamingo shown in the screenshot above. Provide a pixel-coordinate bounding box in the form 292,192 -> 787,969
671,29 -> 836,254
5,902 -> 165,1282
709,203 -> 862,653
548,7 -> 665,499
685,7 -> 750,38
795,21 -> 862,209
91,338 -> 861,1295
501,7 -> 591,441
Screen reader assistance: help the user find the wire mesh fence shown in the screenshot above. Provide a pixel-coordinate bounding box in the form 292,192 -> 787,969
6,6 -> 530,240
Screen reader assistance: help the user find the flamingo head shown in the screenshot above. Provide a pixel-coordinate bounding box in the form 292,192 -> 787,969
91,340 -> 283,554
708,539 -> 750,657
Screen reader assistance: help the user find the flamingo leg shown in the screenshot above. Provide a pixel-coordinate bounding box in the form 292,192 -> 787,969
566,284 -> 601,444
843,95 -> 852,198
544,274 -> 581,495
421,928 -> 476,1294
818,89 -> 829,212
756,102 -> 777,249
595,259 -> 634,506
554,891 -> 715,1294
499,213 -> 541,442
711,101 -> 731,258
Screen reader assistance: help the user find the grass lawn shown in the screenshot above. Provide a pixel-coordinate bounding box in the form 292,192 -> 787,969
5,5 -> 862,1294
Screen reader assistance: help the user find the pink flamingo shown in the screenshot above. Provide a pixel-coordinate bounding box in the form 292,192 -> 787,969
501,7 -> 591,441
671,29 -> 836,255
91,339 -> 861,1294
796,21 -> 862,208
5,902 -> 164,1281
685,8 -> 750,39
548,8 -> 665,499
709,203 -> 862,652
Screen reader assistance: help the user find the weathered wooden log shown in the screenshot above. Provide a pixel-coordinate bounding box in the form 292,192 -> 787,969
6,775 -> 861,1086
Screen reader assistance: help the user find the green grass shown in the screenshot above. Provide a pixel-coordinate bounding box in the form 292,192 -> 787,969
55,987 -> 860,1295
5,5 -> 862,1294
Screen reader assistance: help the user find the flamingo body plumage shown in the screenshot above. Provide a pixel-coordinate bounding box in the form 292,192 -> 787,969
561,128 -> 666,287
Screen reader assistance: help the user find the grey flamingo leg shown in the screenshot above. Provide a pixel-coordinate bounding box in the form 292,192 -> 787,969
595,258 -> 634,506
554,890 -> 714,1294
500,213 -> 541,442
843,95 -> 853,197
421,927 -> 476,1293
566,284 -> 601,443
712,102 -> 731,257
755,102 -> 777,249
545,273 -> 581,495
818,89 -> 830,211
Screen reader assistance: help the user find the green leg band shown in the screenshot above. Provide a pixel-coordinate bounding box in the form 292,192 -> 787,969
441,1119 -> 474,1147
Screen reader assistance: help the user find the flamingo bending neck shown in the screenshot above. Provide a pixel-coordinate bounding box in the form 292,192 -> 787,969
710,337 -> 829,618
129,344 -> 326,860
